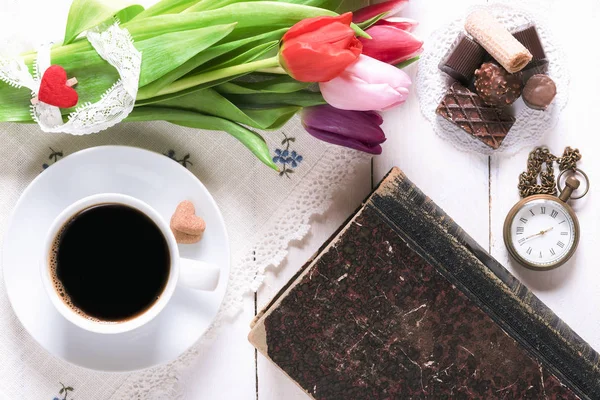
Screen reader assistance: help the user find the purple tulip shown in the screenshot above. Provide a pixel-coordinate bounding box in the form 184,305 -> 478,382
301,105 -> 386,154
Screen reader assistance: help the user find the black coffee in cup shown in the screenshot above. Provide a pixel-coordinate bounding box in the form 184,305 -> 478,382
49,204 -> 170,323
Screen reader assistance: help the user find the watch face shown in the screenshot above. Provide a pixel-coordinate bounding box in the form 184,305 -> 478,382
508,198 -> 577,268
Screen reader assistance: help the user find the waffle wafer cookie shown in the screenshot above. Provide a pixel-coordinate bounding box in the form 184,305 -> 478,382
465,10 -> 532,73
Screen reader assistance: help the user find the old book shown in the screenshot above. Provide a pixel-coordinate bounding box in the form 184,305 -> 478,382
249,167 -> 600,399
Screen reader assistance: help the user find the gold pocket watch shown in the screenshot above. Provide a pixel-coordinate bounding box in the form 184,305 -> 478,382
503,147 -> 589,270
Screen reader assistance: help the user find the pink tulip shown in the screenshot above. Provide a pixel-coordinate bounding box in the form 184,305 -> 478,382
360,25 -> 423,65
353,0 -> 408,23
319,55 -> 411,111
376,17 -> 418,32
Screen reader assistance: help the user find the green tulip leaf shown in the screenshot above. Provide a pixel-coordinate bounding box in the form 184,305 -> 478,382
187,0 -> 343,12
139,29 -> 287,98
201,41 -> 278,73
241,107 -> 299,130
136,74 -> 249,106
356,12 -> 387,30
216,75 -> 311,95
396,56 -> 420,69
138,24 -> 237,87
116,6 -> 145,24
123,2 -> 341,41
133,0 -> 198,19
223,91 -> 327,108
351,22 -> 370,39
151,88 -> 299,130
64,0 -> 144,44
127,107 -> 278,170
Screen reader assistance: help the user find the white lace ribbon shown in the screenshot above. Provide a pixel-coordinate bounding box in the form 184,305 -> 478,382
0,22 -> 141,135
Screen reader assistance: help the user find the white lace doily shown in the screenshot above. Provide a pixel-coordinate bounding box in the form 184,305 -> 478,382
416,2 -> 569,156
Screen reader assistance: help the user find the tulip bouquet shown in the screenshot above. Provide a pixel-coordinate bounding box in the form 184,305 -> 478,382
0,0 -> 422,170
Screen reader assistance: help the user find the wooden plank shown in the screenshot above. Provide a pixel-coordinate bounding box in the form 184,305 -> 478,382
184,295 -> 258,399
373,0 -> 490,250
489,0 -> 600,352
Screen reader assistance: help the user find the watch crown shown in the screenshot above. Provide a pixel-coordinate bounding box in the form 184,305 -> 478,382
559,176 -> 580,202
566,176 -> 581,190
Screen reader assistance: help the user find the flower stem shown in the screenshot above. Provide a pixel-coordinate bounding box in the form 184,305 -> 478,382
137,56 -> 280,100
257,66 -> 287,75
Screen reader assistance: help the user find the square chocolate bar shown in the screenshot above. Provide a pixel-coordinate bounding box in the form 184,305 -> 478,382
436,83 -> 515,149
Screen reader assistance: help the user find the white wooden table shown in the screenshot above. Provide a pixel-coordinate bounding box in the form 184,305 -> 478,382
4,0 -> 596,397
181,0 -> 600,398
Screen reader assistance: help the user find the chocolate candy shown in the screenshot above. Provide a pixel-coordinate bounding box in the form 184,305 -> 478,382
519,59 -> 549,84
436,83 -> 515,149
513,25 -> 546,60
522,74 -> 556,110
439,34 -> 487,85
474,62 -> 523,106
513,25 -> 549,84
465,10 -> 532,73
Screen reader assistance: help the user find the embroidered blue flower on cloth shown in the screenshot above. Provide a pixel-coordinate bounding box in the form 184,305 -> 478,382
273,150 -> 303,167
273,133 -> 303,178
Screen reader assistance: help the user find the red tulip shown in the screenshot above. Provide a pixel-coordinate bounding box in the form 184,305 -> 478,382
279,12 -> 362,82
353,0 -> 408,24
360,24 -> 423,65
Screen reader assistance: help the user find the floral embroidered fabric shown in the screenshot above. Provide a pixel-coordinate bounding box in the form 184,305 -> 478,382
0,116 -> 367,399
0,0 -> 372,397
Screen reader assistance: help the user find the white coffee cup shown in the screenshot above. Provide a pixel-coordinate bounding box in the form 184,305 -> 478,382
40,193 -> 220,334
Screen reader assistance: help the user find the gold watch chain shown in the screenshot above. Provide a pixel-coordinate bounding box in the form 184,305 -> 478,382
518,147 -> 581,198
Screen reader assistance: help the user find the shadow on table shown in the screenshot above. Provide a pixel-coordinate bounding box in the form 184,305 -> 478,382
510,252 -> 578,292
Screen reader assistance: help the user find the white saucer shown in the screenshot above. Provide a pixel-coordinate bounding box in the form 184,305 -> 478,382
2,146 -> 230,372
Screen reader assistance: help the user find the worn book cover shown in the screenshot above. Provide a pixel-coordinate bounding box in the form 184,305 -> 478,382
249,168 -> 600,399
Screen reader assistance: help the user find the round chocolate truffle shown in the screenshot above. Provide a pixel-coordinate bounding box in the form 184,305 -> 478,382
474,62 -> 523,107
522,74 -> 556,111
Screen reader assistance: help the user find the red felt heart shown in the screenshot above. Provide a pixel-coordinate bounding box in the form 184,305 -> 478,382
38,65 -> 78,108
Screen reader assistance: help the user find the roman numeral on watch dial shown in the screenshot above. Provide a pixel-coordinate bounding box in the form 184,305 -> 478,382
551,210 -> 558,218
557,241 -> 565,248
